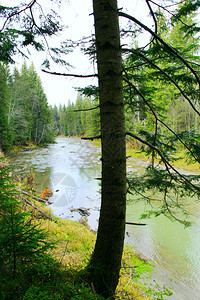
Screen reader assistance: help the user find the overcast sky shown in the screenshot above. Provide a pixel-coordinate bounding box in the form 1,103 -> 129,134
14,0 -> 150,106
36,0 -> 97,106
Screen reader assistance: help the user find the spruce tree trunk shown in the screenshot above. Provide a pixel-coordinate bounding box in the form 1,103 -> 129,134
88,0 -> 126,297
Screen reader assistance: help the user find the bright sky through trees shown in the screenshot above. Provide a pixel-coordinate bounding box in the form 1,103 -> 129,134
3,0 -> 149,106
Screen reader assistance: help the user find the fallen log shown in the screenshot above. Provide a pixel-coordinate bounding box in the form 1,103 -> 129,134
19,195 -> 54,221
20,190 -> 47,203
70,207 -> 90,217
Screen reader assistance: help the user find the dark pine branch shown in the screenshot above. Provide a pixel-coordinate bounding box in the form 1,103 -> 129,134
126,131 -> 200,193
122,48 -> 200,117
123,72 -> 200,163
145,0 -> 158,35
148,0 -> 193,28
73,105 -> 100,112
0,0 -> 37,32
119,11 -> 200,88
123,69 -> 158,167
158,118 -> 200,163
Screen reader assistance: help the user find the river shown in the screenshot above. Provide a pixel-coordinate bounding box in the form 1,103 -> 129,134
9,137 -> 200,299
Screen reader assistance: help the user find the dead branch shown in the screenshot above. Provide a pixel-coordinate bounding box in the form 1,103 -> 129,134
42,69 -> 97,78
81,135 -> 101,141
125,222 -> 146,226
20,190 -> 48,203
19,195 -> 55,221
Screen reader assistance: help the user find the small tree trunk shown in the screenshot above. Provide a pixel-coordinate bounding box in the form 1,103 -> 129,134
88,0 -> 126,297
37,124 -> 45,145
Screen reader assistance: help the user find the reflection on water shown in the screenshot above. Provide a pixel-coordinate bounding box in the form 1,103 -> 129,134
9,137 -> 200,298
9,137 -> 101,229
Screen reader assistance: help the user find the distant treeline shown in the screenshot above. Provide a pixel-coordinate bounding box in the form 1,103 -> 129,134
51,85 -> 200,146
50,94 -> 100,137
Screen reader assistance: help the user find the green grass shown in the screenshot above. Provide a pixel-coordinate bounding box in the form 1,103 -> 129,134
127,147 -> 200,173
91,139 -> 200,173
36,210 -> 152,299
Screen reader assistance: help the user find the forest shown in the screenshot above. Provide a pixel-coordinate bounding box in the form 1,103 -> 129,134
1,2 -> 199,151
47,7 -> 200,140
0,61 -> 55,151
1,0 -> 200,299
0,3 -> 199,152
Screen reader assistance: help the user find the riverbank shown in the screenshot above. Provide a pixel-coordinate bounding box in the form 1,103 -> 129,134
90,138 -> 200,298
5,142 -> 45,155
0,156 -> 172,299
36,206 -> 155,299
0,184 -> 154,299
5,136 -> 200,173
6,137 -> 200,298
91,139 -> 200,173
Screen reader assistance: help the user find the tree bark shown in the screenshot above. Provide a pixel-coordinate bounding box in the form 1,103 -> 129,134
88,0 -> 126,297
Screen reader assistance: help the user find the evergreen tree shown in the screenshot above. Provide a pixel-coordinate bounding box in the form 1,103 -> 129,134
0,63 -> 9,150
51,94 -> 100,138
124,3 -> 200,144
119,1 -> 200,222
50,105 -> 59,135
28,63 -> 54,144
58,104 -> 66,135
88,1 -> 126,297
7,62 -> 55,145
74,94 -> 83,135
1,1 -> 200,297
0,163 -> 52,276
